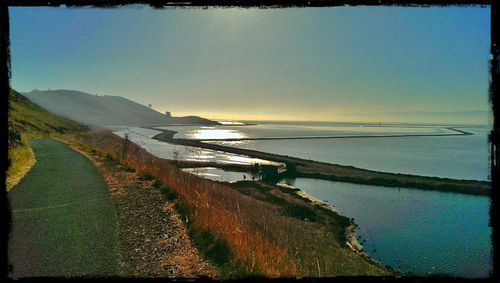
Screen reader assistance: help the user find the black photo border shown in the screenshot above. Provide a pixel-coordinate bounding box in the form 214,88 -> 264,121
1,1 -> 497,282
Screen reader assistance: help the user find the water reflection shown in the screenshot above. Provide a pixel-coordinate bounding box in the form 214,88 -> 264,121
181,167 -> 260,183
156,123 -> 449,140
112,127 -> 278,166
186,127 -> 247,140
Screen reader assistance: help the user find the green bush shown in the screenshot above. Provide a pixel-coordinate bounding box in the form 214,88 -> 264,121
188,225 -> 232,266
104,153 -> 115,162
153,180 -> 163,189
141,172 -> 155,181
281,205 -> 317,222
153,180 -> 178,201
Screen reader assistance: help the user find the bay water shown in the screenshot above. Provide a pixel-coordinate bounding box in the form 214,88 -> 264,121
110,121 -> 492,277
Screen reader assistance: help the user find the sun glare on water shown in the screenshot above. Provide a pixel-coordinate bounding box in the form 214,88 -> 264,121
188,127 -> 246,140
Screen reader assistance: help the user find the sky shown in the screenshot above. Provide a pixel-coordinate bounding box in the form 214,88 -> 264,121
9,5 -> 491,124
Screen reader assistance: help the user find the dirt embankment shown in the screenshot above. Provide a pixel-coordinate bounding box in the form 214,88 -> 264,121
154,137 -> 490,196
69,143 -> 218,278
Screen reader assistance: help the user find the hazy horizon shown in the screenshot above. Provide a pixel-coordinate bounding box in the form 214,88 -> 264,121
10,6 -> 491,125
18,88 -> 492,126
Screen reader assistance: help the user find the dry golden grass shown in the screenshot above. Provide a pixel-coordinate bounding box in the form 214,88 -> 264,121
7,139 -> 36,192
69,130 -> 390,278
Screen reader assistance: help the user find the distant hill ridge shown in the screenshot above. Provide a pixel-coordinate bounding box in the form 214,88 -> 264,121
23,89 -> 219,127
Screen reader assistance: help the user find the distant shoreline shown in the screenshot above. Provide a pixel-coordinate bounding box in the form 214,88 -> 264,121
147,126 -> 474,142
183,127 -> 473,142
232,120 -> 490,128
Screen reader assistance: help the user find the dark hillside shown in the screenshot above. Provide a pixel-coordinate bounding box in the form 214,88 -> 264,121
9,89 -> 87,135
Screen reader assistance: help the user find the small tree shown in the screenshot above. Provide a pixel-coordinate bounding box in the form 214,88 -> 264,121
121,132 -> 131,160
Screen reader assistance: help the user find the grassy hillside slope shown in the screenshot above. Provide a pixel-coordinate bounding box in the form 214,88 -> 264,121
7,89 -> 87,191
9,89 -> 87,136
24,89 -> 219,127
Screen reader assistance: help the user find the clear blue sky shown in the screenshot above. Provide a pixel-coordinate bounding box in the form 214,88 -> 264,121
9,6 -> 491,123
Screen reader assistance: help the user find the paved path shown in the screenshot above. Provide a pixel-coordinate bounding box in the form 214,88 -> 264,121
8,138 -> 119,278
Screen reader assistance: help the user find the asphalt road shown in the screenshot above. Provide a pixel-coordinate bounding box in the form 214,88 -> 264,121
8,138 -> 119,278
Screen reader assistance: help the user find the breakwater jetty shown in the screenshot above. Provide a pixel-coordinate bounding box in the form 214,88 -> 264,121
150,129 -> 490,196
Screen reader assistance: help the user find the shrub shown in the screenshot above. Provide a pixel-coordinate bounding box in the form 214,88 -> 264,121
153,180 -> 163,189
119,161 -> 136,172
141,172 -> 155,181
282,205 -> 317,222
188,224 -> 232,266
154,180 -> 178,201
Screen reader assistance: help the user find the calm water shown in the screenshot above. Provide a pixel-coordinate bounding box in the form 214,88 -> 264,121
282,178 -> 492,278
111,127 -> 280,166
109,121 -> 492,278
246,130 -> 489,181
158,122 -> 490,181
155,121 -> 447,139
